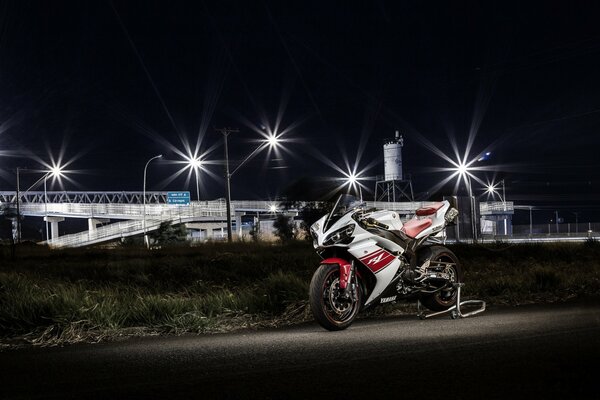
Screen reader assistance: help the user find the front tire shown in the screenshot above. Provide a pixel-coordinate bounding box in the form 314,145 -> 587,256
309,264 -> 362,331
419,246 -> 463,311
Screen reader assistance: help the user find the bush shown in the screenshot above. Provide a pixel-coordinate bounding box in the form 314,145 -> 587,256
273,215 -> 295,243
530,267 -> 562,291
149,221 -> 188,245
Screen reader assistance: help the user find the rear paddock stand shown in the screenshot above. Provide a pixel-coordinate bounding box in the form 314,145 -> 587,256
417,283 -> 486,319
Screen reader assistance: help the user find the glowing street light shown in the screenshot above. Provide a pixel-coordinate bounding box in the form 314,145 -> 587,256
217,127 -> 285,242
143,154 -> 162,248
345,172 -> 363,201
43,165 -> 65,241
451,162 -> 478,242
185,155 -> 203,201
486,179 -> 507,235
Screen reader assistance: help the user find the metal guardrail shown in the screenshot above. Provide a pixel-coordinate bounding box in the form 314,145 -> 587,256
512,222 -> 600,236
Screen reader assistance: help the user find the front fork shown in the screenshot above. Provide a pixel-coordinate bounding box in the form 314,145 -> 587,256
341,261 -> 358,302
321,257 -> 358,301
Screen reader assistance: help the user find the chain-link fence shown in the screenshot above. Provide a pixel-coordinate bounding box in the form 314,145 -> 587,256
482,222 -> 600,239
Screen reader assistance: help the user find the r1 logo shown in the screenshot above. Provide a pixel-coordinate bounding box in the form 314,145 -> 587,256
368,253 -> 385,265
360,249 -> 394,273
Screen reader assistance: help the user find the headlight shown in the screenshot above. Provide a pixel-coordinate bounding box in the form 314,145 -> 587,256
310,222 -> 320,241
323,224 -> 355,246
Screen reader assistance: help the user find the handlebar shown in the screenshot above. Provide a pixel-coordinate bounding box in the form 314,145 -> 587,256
364,217 -> 389,230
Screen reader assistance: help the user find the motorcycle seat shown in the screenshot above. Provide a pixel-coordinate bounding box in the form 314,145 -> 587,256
415,202 -> 444,216
402,218 -> 433,238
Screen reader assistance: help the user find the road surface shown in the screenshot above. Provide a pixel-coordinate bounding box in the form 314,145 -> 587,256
1,302 -> 599,399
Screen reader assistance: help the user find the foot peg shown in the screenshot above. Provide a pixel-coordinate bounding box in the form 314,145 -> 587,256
417,283 -> 486,319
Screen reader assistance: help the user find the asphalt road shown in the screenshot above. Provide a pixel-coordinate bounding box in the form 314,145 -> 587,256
1,302 -> 599,399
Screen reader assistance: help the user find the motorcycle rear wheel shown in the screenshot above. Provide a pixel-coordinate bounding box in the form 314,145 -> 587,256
419,246 -> 463,311
309,264 -> 363,331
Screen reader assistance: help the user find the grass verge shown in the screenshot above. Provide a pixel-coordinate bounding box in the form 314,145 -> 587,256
1,240 -> 599,347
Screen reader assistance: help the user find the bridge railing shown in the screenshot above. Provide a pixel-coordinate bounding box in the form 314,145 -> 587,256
0,191 -> 174,204
18,201 -> 228,219
480,201 -> 514,215
45,210 -> 228,248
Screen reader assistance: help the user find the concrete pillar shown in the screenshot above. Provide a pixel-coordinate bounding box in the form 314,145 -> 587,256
88,218 -> 110,232
44,216 -> 65,240
205,227 -> 214,238
235,214 -> 243,239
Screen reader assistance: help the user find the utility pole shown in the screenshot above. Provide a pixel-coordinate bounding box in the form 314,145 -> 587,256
15,167 -> 23,243
501,179 -> 507,236
216,127 -> 239,243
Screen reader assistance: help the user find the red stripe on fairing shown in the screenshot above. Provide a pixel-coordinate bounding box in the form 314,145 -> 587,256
359,249 -> 395,273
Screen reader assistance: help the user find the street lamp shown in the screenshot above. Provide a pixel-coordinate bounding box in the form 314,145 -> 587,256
15,167 -> 23,243
43,166 -> 64,242
486,180 -> 508,235
186,156 -> 203,201
455,162 -> 477,243
345,173 -> 363,201
143,154 -> 162,248
217,127 -> 281,242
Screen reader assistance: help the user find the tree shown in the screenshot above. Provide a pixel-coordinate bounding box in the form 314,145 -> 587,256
148,221 -> 188,245
273,214 -> 295,243
0,202 -> 18,242
299,201 -> 333,241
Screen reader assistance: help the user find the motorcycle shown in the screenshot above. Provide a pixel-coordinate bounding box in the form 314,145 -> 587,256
309,194 -> 461,331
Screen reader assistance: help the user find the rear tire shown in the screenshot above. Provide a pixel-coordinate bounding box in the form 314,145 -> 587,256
309,264 -> 362,331
419,246 -> 463,312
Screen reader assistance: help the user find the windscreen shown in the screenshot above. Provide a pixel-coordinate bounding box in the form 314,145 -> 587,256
324,194 -> 365,230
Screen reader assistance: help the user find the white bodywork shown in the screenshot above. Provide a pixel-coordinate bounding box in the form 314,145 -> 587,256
311,199 -> 454,306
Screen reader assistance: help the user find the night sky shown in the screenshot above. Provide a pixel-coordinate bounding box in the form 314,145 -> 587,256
1,1 -> 600,223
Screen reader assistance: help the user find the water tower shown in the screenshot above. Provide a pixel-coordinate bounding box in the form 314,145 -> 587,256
375,131 -> 414,202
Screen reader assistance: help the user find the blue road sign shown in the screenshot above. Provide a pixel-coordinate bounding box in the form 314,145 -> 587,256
167,191 -> 191,205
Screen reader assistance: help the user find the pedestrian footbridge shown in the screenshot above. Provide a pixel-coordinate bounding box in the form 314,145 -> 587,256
0,191 -> 513,248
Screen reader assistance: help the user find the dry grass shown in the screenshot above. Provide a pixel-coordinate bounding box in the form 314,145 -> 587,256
1,240 -> 599,347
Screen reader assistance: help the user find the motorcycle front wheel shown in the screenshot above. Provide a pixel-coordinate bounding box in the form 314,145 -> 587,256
309,263 -> 363,331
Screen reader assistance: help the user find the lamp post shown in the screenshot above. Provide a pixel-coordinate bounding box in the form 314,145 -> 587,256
186,156 -> 202,201
43,166 -> 64,242
487,180 -> 508,236
217,127 -> 280,242
143,154 -> 162,248
14,166 -> 62,243
44,172 -> 49,241
193,161 -> 200,201
15,167 -> 23,243
466,174 -> 477,243
220,129 -> 235,242
457,163 -> 477,243
500,180 -> 506,234
529,206 -> 533,237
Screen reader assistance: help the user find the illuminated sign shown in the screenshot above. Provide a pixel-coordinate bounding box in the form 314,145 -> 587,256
167,192 -> 190,205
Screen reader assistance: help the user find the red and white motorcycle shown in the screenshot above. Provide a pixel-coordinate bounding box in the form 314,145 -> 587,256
309,194 -> 461,330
